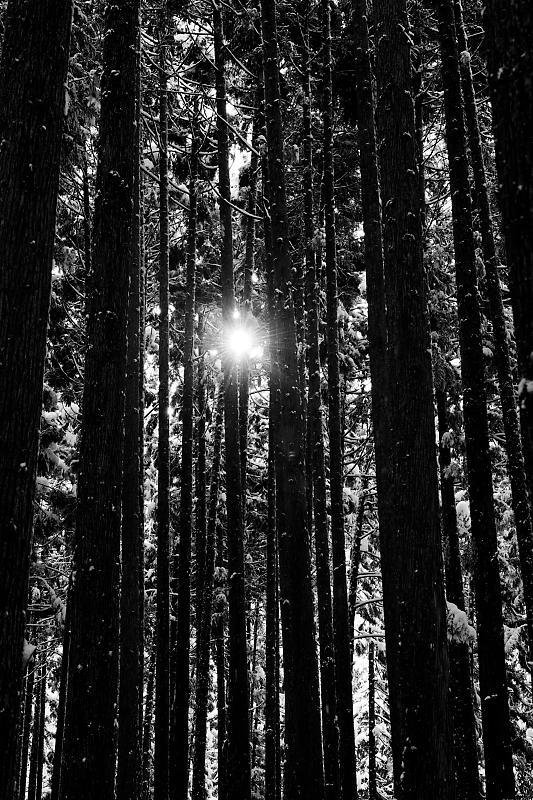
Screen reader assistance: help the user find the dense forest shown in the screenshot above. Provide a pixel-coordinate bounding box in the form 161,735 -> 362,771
1,0 -> 532,798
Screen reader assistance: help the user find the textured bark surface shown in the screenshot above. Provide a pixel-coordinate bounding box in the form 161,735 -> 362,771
60,3 -> 139,799
454,0 -> 533,680
17,663 -> 34,800
172,102 -> 198,800
0,3 -> 72,792
262,137 -> 281,800
437,388 -> 482,800
301,25 -> 340,800
50,587 -> 71,800
117,33 -> 143,800
484,0 -> 533,515
367,642 -> 377,800
191,390 -> 223,800
433,2 -> 516,796
321,4 -> 357,797
214,7 -> 252,799
374,0 -> 452,795
154,21 -> 170,800
261,2 -> 325,798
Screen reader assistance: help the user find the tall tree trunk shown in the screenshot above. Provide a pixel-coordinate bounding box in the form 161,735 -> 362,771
367,641 -> 377,800
214,7 -> 252,799
432,2 -> 515,796
117,26 -> 143,800
142,647 -> 156,800
374,0 -> 452,795
239,116 -> 258,500
60,4 -> 140,798
263,132 -> 280,800
191,388 -> 224,800
195,318 -> 208,640
17,662 -> 34,800
264,401 -> 279,800
301,22 -> 340,800
154,16 -> 171,800
436,387 -> 482,800
483,0 -> 533,514
0,4 -> 72,792
50,585 -> 71,800
214,495 -> 227,800
27,654 -> 45,800
453,0 -> 533,676
260,2 -> 325,798
172,101 -> 198,800
350,0 -> 399,765
348,485 -> 366,663
321,5 -> 358,797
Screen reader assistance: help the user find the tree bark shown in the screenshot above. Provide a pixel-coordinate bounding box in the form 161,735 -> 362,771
191,388 -> 224,800
214,7 -> 252,798
348,485 -> 366,663
172,98 -> 198,800
368,641 -> 377,800
453,0 -> 533,678
117,26 -> 143,800
321,5 -> 358,797
60,3 -> 139,798
142,647 -> 156,800
374,0 -> 453,795
0,4 -> 72,791
27,654 -> 45,800
436,388 -> 482,800
17,663 -> 34,800
301,19 -> 340,800
50,586 -> 71,800
262,129 -> 281,800
154,16 -> 171,800
484,0 -> 533,516
432,2 -> 516,795
214,494 -> 227,800
195,318 -> 208,641
260,2 -> 325,798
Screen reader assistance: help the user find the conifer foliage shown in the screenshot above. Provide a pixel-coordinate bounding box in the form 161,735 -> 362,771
1,1 -> 533,799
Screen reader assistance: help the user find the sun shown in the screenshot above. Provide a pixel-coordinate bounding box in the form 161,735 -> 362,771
227,326 -> 254,361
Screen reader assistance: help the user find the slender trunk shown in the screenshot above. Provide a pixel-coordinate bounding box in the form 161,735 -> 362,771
0,4 -> 72,791
436,388 -> 482,800
302,24 -> 340,800
117,26 -> 143,800
239,115 -> 258,500
154,18 -> 171,800
249,598 -> 260,734
214,6 -> 252,799
368,641 -> 377,800
350,0 -> 399,771
142,647 -> 156,800
60,4 -> 139,798
263,135 -> 280,800
483,0 -> 533,514
17,664 -> 35,800
27,655 -> 45,800
195,318 -> 208,641
433,2 -> 515,796
454,0 -> 533,676
260,3 -> 325,798
172,101 -> 198,800
374,0 -> 452,795
321,4 -> 358,785
214,495 -> 227,800
50,587 -> 71,800
191,389 -> 224,800
348,485 -> 367,663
